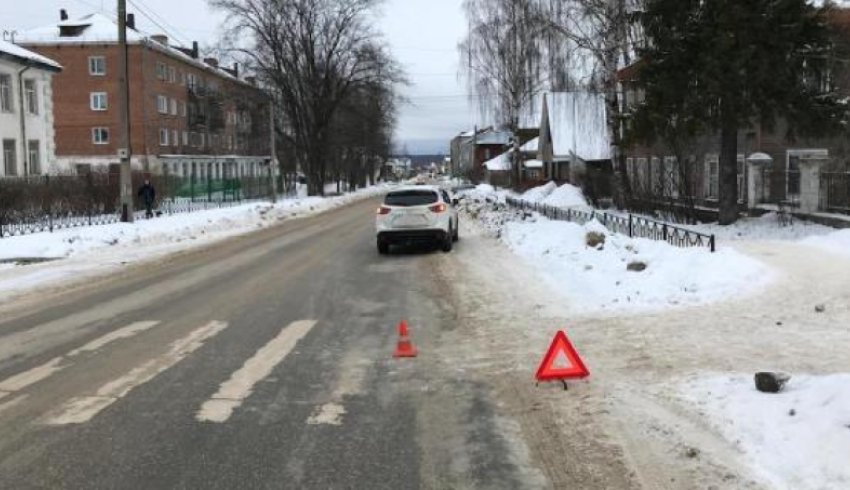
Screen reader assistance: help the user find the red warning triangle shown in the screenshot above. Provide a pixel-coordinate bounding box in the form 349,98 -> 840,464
535,331 -> 589,381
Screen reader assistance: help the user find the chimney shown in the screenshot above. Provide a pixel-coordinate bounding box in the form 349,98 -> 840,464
126,13 -> 136,30
192,41 -> 199,59
204,57 -> 219,68
151,34 -> 168,46
60,9 -> 68,21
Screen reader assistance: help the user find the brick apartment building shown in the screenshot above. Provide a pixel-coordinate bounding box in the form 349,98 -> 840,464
17,10 -> 271,179
617,8 -> 850,219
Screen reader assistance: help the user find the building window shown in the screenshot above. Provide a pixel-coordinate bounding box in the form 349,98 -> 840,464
170,98 -> 177,115
88,56 -> 106,76
92,127 -> 109,145
24,79 -> 38,115
28,140 -> 40,174
172,130 -> 178,147
157,95 -> 168,114
180,101 -> 187,117
156,62 -> 167,80
90,92 -> 108,111
168,66 -> 177,84
182,131 -> 189,146
187,73 -> 196,90
2,139 -> 16,175
200,133 -> 205,148
0,74 -> 12,113
705,155 -> 719,199
159,128 -> 169,146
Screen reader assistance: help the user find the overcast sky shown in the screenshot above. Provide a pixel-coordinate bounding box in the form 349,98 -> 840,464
4,0 -> 475,154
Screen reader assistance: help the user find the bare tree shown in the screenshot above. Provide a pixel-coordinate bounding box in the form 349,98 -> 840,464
547,0 -> 643,208
460,0 -> 551,187
211,0 -> 403,195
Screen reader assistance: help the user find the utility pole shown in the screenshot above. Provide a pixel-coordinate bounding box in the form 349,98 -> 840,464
117,0 -> 134,222
268,99 -> 277,203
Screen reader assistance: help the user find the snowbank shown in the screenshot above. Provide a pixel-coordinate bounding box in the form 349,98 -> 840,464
679,374 -> 850,490
541,183 -> 589,209
501,217 -> 772,314
0,185 -> 390,300
519,181 -> 589,209
520,181 -> 557,202
691,212 -> 835,242
802,228 -> 850,259
460,184 -> 773,315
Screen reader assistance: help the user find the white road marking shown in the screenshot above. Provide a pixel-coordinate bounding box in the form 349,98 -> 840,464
305,355 -> 369,426
306,402 -> 346,425
0,394 -> 29,415
44,320 -> 227,425
197,320 -> 317,423
0,321 -> 159,394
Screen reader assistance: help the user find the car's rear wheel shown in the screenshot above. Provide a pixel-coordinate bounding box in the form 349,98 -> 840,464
377,239 -> 390,255
441,228 -> 453,252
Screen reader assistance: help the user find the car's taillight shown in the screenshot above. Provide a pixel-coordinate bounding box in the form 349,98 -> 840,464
429,203 -> 447,213
377,206 -> 392,215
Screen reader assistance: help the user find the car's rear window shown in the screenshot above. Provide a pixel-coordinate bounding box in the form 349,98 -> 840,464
384,190 -> 439,206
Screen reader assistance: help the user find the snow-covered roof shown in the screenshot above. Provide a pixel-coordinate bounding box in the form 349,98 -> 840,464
547,92 -> 610,162
0,39 -> 62,71
18,13 -> 249,86
476,130 -> 511,146
484,151 -> 512,171
19,13 -> 147,45
550,93 -> 610,161
523,159 -> 544,169
520,137 -> 539,152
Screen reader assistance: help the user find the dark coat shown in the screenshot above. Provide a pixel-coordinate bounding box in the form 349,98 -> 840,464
138,183 -> 156,205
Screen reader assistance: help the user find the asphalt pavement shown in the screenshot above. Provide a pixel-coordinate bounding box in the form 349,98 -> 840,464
0,197 -> 537,489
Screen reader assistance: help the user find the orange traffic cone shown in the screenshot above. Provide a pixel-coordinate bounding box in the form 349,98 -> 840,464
393,320 -> 417,358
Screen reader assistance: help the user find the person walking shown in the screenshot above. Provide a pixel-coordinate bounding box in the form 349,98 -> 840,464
138,179 -> 156,218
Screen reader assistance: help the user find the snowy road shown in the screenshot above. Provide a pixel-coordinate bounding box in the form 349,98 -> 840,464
0,197 -> 546,489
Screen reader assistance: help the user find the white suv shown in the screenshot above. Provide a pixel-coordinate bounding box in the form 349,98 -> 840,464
376,186 -> 459,254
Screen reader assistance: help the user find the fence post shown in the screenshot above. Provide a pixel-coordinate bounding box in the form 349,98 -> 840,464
710,234 -> 716,253
662,223 -> 668,242
567,208 -> 572,221
628,214 -> 633,237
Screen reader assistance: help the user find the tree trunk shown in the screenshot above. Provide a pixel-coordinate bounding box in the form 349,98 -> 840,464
718,120 -> 739,225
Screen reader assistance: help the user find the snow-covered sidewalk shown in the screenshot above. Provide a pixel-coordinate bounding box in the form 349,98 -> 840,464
0,185 -> 392,305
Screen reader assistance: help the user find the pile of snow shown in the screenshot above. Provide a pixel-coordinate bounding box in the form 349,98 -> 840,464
690,212 -> 836,242
520,181 -> 558,202
500,217 -> 772,314
518,181 -> 589,209
541,183 -> 589,209
802,228 -> 850,259
0,185 -> 390,298
679,374 -> 850,489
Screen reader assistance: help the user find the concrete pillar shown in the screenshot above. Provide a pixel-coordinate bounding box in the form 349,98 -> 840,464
798,158 -> 824,214
747,162 -> 764,209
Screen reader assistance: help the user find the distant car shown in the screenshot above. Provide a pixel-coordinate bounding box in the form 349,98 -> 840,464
376,186 -> 459,254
